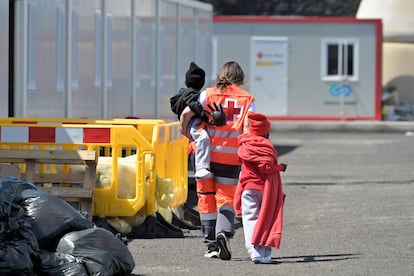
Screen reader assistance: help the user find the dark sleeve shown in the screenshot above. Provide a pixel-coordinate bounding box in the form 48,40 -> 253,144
188,102 -> 203,117
169,93 -> 182,115
170,88 -> 206,119
170,88 -> 191,116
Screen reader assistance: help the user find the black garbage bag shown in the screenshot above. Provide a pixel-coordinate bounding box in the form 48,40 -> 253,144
56,227 -> 135,276
0,176 -> 37,203
0,239 -> 38,276
0,179 -> 39,275
34,250 -> 88,276
21,189 -> 93,251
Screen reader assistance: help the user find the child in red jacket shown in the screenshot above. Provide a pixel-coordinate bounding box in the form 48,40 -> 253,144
234,112 -> 286,264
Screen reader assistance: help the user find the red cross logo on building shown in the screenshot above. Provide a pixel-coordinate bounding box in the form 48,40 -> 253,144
222,99 -> 242,123
257,51 -> 263,59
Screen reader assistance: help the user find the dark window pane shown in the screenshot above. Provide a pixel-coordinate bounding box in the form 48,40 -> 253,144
327,44 -> 338,75
347,44 -> 354,75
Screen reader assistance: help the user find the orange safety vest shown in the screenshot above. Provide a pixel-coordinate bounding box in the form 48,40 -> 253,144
205,85 -> 255,166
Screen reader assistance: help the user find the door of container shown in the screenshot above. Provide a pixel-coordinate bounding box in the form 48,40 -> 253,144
250,37 -> 288,116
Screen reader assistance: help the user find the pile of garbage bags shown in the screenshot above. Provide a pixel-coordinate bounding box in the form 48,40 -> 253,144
0,176 -> 135,275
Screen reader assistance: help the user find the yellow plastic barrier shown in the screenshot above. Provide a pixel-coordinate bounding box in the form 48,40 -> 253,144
0,117 -> 167,173
151,122 -> 189,209
0,117 -> 165,145
0,118 -> 189,217
0,123 -> 155,217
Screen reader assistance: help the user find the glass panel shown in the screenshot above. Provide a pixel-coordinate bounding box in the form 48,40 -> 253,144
327,44 -> 338,75
347,44 -> 354,76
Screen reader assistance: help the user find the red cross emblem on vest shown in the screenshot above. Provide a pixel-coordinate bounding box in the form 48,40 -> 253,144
222,99 -> 243,123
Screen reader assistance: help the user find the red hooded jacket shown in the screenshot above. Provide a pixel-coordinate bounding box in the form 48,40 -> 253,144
234,133 -> 286,248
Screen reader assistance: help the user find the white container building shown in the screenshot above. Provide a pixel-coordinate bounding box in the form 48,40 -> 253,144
213,16 -> 382,120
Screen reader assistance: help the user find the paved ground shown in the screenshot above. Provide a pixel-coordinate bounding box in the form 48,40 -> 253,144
127,125 -> 414,276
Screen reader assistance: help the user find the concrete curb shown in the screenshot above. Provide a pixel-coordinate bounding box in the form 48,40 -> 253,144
270,121 -> 414,133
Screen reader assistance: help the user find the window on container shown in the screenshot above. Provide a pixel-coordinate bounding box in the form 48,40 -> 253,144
345,44 -> 354,76
322,39 -> 358,81
327,44 -> 338,75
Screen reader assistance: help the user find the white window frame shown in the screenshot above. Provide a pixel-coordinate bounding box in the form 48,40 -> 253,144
321,38 -> 359,82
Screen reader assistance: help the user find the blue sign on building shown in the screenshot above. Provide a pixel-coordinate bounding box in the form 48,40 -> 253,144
329,84 -> 353,97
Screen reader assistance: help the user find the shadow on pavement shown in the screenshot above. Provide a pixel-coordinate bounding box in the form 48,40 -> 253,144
274,145 -> 299,156
274,253 -> 361,264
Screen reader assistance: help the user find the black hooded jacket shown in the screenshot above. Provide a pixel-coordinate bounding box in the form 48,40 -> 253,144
169,87 -> 207,121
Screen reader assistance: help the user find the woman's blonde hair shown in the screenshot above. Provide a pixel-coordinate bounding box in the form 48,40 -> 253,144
216,61 -> 245,91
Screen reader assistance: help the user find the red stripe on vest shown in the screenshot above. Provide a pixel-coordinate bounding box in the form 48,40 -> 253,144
29,127 -> 56,142
83,128 -> 110,143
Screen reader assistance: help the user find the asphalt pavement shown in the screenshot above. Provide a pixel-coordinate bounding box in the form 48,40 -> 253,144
127,121 -> 414,276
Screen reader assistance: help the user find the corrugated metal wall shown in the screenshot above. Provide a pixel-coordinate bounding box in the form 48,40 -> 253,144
8,0 -> 212,119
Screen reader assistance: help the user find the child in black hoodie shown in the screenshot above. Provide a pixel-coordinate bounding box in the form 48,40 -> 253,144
170,62 -> 213,179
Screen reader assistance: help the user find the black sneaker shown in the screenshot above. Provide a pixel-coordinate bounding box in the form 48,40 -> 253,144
204,247 -> 219,258
216,232 -> 231,260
